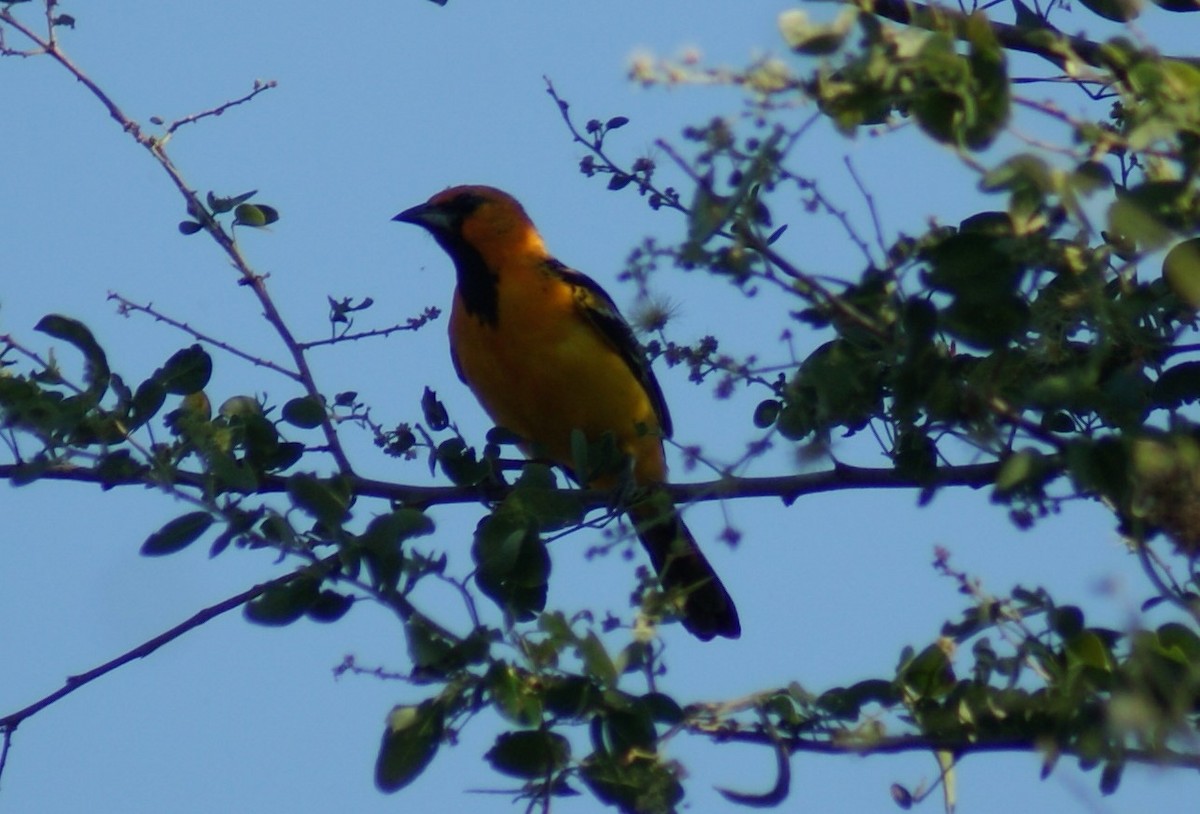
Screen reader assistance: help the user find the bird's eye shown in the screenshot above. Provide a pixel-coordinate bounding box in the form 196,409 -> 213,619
449,193 -> 486,215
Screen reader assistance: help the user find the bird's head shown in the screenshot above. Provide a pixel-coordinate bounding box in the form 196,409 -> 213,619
393,185 -> 546,263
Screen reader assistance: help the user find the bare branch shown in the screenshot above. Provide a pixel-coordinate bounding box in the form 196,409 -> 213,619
109,292 -> 301,380
697,724 -> 1200,771
163,80 -> 277,138
0,459 -> 1004,509
0,562 -> 321,737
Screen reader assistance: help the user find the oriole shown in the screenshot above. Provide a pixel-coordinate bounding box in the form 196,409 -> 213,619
394,185 -> 740,640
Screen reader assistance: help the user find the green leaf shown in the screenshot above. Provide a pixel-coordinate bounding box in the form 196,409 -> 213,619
607,173 -> 633,191
1066,438 -> 1131,508
486,730 -> 570,779
942,295 -> 1028,350
421,386 -> 449,431
129,378 -> 166,428
778,8 -> 854,55
1098,367 -> 1151,428
981,154 -> 1052,195
961,12 -> 1010,149
368,508 -> 435,545
1078,0 -> 1141,21
901,644 -> 956,698
286,472 -> 352,524
259,513 -> 298,547
843,678 -> 903,709
140,512 -> 213,556
581,752 -> 683,814
233,203 -> 279,227
543,676 -> 601,719
436,437 -> 492,486
1070,161 -> 1113,195
208,189 -> 257,213
1163,238 -> 1200,309
993,449 -> 1050,499
1148,0 -> 1200,10
567,429 -> 627,485
244,576 -> 320,626
306,590 -> 354,622
487,663 -> 544,726
1109,182 -> 1192,252
358,509 -> 434,592
34,314 -> 110,397
640,692 -> 685,725
1099,760 -> 1124,795
1050,605 -> 1085,638
156,345 -> 212,395
375,701 -> 443,793
910,37 -> 968,147
281,395 -> 325,429
1152,361 -> 1200,408
792,340 -> 883,431
775,399 -> 813,440
472,509 -> 550,620
577,632 -> 618,688
237,412 -> 282,469
1156,622 -> 1200,663
218,395 -> 263,418
752,399 -> 780,428
268,441 -> 305,472
509,464 -> 585,531
407,617 -> 455,673
687,185 -> 732,247
604,707 -> 659,755
923,232 -> 1021,301
96,449 -> 148,488
1066,630 -> 1114,672
894,429 -> 937,483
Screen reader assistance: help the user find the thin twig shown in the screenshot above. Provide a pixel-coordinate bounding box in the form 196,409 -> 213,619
843,156 -> 887,262
298,313 -> 441,350
0,560 -> 327,737
109,292 -> 300,380
163,80 -> 277,138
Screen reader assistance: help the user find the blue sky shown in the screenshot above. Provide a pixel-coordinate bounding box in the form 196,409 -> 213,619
3,2 -> 1198,812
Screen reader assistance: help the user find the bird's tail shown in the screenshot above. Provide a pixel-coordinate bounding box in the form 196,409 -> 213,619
629,492 -> 741,641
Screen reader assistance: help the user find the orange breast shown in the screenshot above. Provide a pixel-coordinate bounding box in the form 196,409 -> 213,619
449,267 -> 666,487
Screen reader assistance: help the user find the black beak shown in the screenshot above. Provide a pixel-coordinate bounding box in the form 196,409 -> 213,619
392,202 -> 450,233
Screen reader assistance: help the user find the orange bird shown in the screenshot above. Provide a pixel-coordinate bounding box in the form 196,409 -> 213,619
394,185 -> 739,640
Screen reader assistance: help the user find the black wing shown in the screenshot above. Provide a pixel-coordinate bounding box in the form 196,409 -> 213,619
545,258 -> 673,437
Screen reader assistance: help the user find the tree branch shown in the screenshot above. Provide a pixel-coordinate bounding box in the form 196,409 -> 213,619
698,723 -> 1200,770
0,460 -> 1002,509
867,0 -> 1200,72
109,291 -> 300,380
163,79 -> 276,138
0,564 -> 312,736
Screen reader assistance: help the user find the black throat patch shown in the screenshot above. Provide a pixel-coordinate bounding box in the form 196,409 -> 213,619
436,232 -> 499,327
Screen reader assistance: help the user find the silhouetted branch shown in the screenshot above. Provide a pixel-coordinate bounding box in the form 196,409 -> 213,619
698,723 -> 1200,770
867,0 -> 1200,72
0,460 -> 1003,509
0,563 -> 317,738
